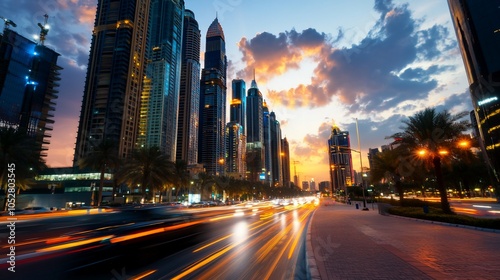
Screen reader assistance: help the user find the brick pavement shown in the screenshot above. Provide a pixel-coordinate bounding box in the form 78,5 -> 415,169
307,198 -> 500,280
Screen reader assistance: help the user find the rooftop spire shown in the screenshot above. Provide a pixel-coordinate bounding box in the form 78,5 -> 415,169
250,69 -> 258,89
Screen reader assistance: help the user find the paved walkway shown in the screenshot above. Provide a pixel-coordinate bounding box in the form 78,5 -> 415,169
307,198 -> 500,280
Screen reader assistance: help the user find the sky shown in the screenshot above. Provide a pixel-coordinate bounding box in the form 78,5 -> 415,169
1,0 -> 473,184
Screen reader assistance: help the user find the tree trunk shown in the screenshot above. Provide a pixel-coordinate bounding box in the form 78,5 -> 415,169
395,179 -> 404,206
433,156 -> 452,214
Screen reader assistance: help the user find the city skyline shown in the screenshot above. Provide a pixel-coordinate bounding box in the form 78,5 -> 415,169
0,0 -> 472,183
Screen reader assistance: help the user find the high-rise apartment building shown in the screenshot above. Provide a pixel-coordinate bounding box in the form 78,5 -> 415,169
138,0 -> 184,160
0,27 -> 62,158
176,9 -> 200,165
198,17 -> 227,175
447,0 -> 500,185
225,121 -> 246,178
74,0 -> 150,163
138,0 -> 184,161
367,148 -> 380,172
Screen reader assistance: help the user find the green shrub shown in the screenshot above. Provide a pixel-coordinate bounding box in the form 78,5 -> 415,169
388,206 -> 500,230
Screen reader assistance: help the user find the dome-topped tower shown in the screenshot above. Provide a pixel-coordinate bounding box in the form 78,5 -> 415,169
207,17 -> 225,40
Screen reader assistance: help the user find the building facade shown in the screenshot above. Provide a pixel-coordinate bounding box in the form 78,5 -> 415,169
0,28 -> 62,158
448,0 -> 500,186
198,17 -> 227,175
74,0 -> 150,163
176,9 -> 200,165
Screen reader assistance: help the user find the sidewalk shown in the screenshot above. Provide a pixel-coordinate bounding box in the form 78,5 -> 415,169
307,198 -> 500,280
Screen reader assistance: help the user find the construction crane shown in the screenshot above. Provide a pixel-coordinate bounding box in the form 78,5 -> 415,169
1,16 -> 17,31
37,14 -> 49,45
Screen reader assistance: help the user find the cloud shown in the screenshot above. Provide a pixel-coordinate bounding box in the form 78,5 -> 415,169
292,122 -> 333,164
237,0 -> 457,115
235,28 -> 333,82
236,32 -> 302,82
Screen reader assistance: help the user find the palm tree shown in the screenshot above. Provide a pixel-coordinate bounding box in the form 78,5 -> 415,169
78,139 -> 121,206
213,175 -> 233,201
172,160 -> 190,198
390,108 -> 470,214
1,127 -> 46,210
196,172 -> 214,201
370,148 -> 406,205
116,147 -> 174,202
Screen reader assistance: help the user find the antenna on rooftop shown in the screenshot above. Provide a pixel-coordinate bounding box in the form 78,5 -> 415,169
37,14 -> 49,45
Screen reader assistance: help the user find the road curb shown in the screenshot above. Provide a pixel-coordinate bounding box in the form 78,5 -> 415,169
306,208 -> 321,280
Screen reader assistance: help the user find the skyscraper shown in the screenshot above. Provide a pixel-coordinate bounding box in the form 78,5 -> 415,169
176,9 -> 200,165
225,121 -> 246,178
281,137 -> 291,188
328,126 -> 354,193
198,17 -> 227,175
226,79 -> 247,178
230,79 -> 246,134
138,0 -> 184,160
74,0 -> 150,163
0,27 -> 62,158
269,111 -> 282,186
262,101 -> 271,185
246,78 -> 264,181
447,0 -> 500,185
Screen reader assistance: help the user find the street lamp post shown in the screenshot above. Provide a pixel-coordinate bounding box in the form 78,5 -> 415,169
417,139 -> 471,214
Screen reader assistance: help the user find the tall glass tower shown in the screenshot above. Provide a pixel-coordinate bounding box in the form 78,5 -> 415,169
198,17 -> 227,175
138,0 -> 184,160
74,0 -> 150,163
230,79 -> 246,134
176,9 -> 200,165
270,111 -> 282,186
448,0 -> 500,186
226,79 -> 247,178
246,78 -> 264,181
263,101 -> 271,185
